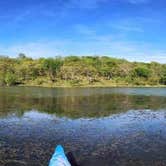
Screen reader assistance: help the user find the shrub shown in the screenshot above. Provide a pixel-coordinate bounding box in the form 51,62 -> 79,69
0,75 -> 5,86
160,75 -> 166,85
134,67 -> 150,78
5,73 -> 17,86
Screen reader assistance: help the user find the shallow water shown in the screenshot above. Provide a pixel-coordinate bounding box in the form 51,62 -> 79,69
1,87 -> 166,166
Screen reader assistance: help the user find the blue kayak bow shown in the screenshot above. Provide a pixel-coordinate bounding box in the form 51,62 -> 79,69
49,145 -> 71,166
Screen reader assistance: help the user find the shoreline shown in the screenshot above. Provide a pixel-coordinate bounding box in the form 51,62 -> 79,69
2,84 -> 166,88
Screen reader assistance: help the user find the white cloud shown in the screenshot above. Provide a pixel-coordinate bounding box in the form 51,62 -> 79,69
0,41 -> 65,58
0,38 -> 166,63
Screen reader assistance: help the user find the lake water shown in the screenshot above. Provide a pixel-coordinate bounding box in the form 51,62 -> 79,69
1,87 -> 166,166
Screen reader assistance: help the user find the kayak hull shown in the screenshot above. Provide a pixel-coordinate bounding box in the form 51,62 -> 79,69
49,145 -> 71,166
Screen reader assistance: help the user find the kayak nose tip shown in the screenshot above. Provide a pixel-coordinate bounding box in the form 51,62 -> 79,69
55,145 -> 64,153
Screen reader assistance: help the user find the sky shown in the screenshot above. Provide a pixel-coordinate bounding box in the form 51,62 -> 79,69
0,0 -> 166,62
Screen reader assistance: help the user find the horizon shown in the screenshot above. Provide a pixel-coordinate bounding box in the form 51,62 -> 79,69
1,54 -> 166,64
0,0 -> 166,62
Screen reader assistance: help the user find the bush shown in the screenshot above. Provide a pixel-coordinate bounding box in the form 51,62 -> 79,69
160,75 -> 166,85
133,77 -> 147,85
134,67 -> 150,78
69,79 -> 80,86
5,73 -> 17,86
42,58 -> 63,82
0,75 -> 5,86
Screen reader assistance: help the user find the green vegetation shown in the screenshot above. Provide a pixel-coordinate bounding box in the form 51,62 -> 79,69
0,54 -> 166,87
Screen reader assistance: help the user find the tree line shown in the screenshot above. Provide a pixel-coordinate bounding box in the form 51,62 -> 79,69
0,54 -> 166,86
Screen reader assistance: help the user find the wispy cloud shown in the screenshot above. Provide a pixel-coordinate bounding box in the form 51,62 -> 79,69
66,0 -> 150,8
1,38 -> 166,63
126,0 -> 150,4
74,24 -> 97,36
0,41 -> 64,58
0,0 -> 165,63
64,0 -> 109,9
109,20 -> 144,32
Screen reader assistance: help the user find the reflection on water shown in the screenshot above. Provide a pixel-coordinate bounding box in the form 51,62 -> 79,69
0,87 -> 166,166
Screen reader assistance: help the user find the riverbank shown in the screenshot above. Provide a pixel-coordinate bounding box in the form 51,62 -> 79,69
16,79 -> 166,88
1,56 -> 166,87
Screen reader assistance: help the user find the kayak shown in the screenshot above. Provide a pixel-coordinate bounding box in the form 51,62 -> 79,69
49,145 -> 71,166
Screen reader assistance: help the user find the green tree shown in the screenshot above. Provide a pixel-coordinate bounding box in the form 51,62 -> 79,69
159,65 -> 166,85
42,58 -> 63,82
133,66 -> 151,78
18,53 -> 27,59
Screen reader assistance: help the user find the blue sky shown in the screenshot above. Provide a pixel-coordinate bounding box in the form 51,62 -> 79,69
0,0 -> 166,62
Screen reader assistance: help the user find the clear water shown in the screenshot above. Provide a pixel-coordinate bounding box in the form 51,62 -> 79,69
1,87 -> 166,166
